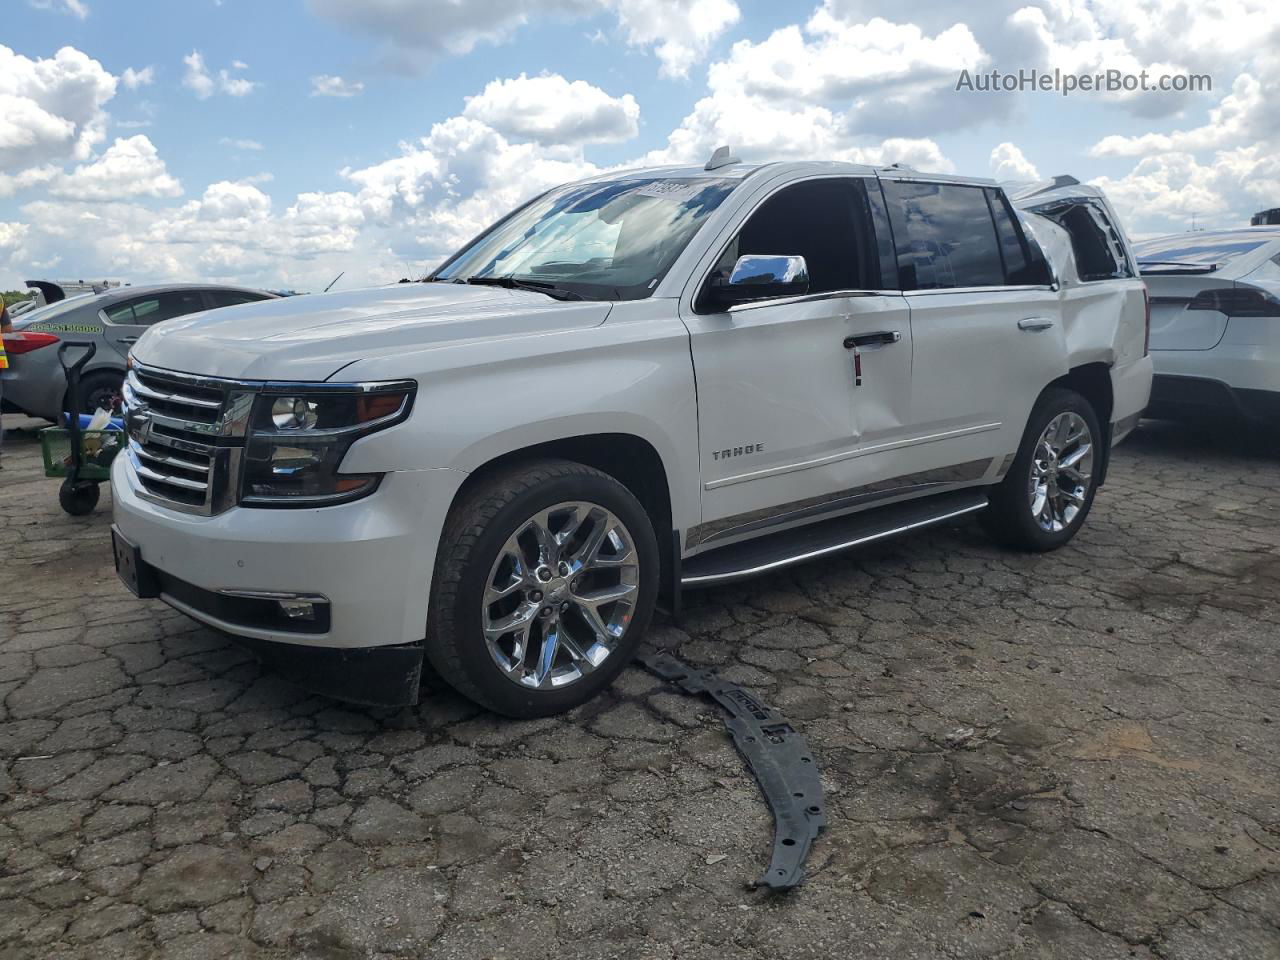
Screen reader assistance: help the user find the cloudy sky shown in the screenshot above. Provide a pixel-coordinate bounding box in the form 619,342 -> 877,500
1,0 -> 1277,292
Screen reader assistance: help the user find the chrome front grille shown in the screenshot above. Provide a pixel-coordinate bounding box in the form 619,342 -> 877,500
122,363 -> 253,515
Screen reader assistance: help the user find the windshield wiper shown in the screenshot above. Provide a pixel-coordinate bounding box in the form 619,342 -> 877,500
463,275 -> 584,301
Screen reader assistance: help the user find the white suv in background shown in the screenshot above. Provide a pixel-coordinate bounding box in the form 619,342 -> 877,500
110,153 -> 1151,717
1135,228 -> 1280,422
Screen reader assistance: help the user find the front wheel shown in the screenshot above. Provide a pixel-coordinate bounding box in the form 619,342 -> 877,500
982,388 -> 1101,551
426,460 -> 659,717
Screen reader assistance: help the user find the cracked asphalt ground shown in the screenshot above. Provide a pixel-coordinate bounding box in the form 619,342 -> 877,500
1,413 -> 1278,960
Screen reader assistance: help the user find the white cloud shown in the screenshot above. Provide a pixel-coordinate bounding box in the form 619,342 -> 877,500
121,66 -> 155,90
639,6 -> 968,168
183,50 -> 257,99
183,51 -> 215,99
990,142 -> 1039,181
219,71 -> 256,98
49,135 -> 182,200
0,44 -> 116,187
220,137 -> 264,151
306,0 -> 740,76
311,74 -> 365,98
463,74 -> 639,145
342,115 -> 601,263
0,222 -> 30,265
27,0 -> 89,18
611,0 -> 740,77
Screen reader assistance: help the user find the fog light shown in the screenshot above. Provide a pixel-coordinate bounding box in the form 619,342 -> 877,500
278,600 -> 316,621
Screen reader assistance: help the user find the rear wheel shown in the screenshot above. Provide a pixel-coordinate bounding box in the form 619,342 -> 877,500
982,388 -> 1101,551
426,460 -> 659,717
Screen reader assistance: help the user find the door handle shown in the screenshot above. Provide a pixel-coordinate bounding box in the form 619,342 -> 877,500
1017,317 -> 1055,331
843,331 -> 901,349
118,336 -> 139,344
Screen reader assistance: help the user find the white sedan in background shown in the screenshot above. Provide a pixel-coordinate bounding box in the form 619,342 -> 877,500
1137,228 -> 1280,422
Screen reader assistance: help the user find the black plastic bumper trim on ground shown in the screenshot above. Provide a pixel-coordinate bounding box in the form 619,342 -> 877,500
638,650 -> 826,891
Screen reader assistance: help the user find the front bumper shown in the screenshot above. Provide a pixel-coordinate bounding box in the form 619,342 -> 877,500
111,453 -> 467,695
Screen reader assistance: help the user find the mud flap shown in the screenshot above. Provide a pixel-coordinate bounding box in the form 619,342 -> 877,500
639,650 -> 826,891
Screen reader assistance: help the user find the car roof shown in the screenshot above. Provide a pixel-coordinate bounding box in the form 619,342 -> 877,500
93,282 -> 272,305
573,160 -> 996,188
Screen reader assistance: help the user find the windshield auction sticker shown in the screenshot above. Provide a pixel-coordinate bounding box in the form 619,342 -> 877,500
632,181 -> 704,202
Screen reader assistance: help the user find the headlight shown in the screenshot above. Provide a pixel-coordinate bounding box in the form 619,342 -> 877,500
240,381 -> 415,507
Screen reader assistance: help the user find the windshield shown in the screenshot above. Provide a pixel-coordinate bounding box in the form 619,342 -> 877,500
1135,236 -> 1271,269
432,176 -> 740,300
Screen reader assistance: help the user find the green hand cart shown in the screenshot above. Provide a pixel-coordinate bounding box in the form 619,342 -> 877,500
39,341 -> 124,515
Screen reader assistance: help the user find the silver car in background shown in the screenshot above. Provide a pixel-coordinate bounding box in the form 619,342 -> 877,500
2,282 -> 276,421
1136,227 -> 1280,422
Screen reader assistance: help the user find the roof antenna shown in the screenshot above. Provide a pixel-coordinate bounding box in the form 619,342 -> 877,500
323,271 -> 345,293
705,145 -> 739,171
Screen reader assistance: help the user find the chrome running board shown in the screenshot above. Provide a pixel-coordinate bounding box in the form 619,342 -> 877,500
680,490 -> 988,588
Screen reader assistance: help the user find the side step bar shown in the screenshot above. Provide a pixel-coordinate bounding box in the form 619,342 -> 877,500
681,489 -> 988,588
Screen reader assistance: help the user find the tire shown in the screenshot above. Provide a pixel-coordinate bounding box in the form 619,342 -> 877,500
59,479 -> 100,516
426,459 -> 659,717
69,371 -> 124,416
981,388 -> 1102,552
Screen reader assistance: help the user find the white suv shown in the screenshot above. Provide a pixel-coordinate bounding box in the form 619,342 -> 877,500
110,153 -> 1152,717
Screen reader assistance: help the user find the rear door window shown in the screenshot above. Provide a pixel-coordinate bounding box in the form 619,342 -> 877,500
104,290 -> 208,326
882,181 -> 1006,290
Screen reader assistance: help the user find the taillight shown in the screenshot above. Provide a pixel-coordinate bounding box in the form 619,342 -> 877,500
1142,284 -> 1150,357
1188,286 -> 1280,317
2,331 -> 61,355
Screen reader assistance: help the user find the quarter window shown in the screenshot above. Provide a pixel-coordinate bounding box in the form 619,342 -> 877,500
1031,199 -> 1133,282
207,290 -> 271,308
883,181 -> 1006,290
987,188 -> 1053,286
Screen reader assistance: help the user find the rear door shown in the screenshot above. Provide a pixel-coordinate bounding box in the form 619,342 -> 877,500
101,289 -> 211,358
881,178 -> 1064,472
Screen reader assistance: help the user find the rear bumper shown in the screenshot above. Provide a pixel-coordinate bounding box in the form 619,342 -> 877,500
1109,354 -> 1153,444
0,363 -> 63,421
1148,374 -> 1280,421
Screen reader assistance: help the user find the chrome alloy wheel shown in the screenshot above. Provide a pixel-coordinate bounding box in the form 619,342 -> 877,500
481,501 -> 640,690
1029,412 -> 1094,533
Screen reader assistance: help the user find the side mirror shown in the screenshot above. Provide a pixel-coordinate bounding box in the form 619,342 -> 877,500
710,255 -> 809,305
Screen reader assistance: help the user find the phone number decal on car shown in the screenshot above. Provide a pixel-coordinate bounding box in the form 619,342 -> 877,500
25,322 -> 103,334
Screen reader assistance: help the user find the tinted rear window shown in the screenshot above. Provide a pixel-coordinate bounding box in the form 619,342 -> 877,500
207,290 -> 270,308
883,182 -> 1005,290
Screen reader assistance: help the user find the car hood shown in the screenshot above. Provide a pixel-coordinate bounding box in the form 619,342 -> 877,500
132,282 -> 613,381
